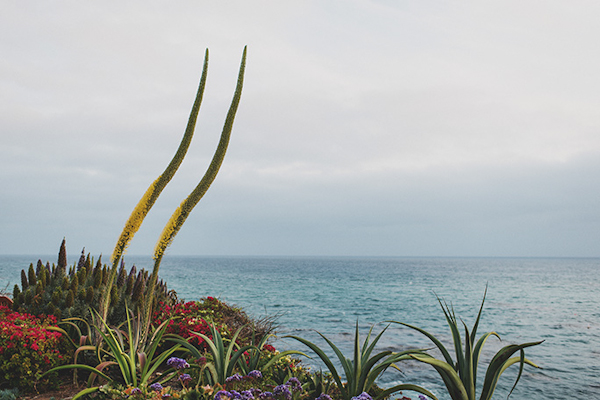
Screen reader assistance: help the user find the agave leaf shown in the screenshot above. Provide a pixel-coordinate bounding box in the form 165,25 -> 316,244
284,334 -> 347,400
88,361 -> 118,387
40,363 -> 112,382
357,350 -> 393,393
142,345 -> 182,386
94,323 -> 133,385
388,320 -> 454,365
352,321 -> 361,395
410,354 -> 470,400
479,341 -> 543,400
316,330 -> 354,396
436,296 -> 465,373
362,324 -> 389,362
471,331 -> 500,388
166,335 -> 204,359
461,321 -> 475,399
71,387 -> 100,400
469,285 -> 487,344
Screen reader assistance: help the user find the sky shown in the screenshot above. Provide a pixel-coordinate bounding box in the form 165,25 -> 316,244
1,1 -> 600,258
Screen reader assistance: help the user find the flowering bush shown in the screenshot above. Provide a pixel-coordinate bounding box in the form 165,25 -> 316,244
153,299 -> 235,352
0,305 -> 69,391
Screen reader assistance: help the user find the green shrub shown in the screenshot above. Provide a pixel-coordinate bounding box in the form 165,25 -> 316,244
12,240 -> 178,327
0,388 -> 19,400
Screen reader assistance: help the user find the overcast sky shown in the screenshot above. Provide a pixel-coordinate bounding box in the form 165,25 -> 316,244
1,1 -> 600,258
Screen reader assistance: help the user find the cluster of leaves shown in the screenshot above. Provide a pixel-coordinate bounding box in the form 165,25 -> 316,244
0,305 -> 70,391
12,239 -> 178,326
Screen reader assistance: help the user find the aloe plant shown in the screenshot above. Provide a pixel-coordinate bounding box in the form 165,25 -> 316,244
285,322 -> 435,400
237,331 -> 307,376
170,323 -> 253,385
43,306 -> 181,400
388,288 -> 543,400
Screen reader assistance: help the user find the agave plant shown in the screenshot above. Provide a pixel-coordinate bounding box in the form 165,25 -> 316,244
388,288 -> 543,400
236,331 -> 307,376
285,322 -> 435,400
43,306 -> 181,400
170,324 -> 254,385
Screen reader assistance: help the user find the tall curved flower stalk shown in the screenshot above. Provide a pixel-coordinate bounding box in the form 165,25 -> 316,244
141,46 -> 247,343
99,50 -> 210,321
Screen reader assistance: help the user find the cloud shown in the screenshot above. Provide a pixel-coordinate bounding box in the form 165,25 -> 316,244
1,1 -> 600,256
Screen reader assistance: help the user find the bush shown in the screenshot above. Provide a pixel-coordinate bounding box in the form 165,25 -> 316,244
152,299 -> 230,352
12,240 -> 179,327
152,297 -> 275,352
0,305 -> 69,391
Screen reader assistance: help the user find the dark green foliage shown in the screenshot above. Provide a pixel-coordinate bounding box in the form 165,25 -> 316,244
183,389 -> 201,400
0,388 -> 19,400
12,285 -> 20,299
20,270 -> 28,290
66,289 -> 74,307
70,274 -> 78,293
58,237 -> 67,271
27,264 -> 36,286
85,286 -> 94,303
14,239 -> 178,326
76,248 -> 86,271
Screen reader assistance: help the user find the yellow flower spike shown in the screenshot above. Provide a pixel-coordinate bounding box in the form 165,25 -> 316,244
140,46 -> 247,345
99,49 -> 210,322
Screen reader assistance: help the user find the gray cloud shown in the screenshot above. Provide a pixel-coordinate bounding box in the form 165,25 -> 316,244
1,1 -> 600,257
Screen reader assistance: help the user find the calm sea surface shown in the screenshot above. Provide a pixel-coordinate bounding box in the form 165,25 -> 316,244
1,256 -> 599,400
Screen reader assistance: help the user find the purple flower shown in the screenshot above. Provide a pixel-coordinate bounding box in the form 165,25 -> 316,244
226,373 -> 243,383
316,395 -> 332,400
273,385 -> 292,400
240,390 -> 255,400
230,390 -> 242,400
418,396 -> 428,400
351,393 -> 373,400
285,377 -> 303,392
246,370 -> 263,379
167,357 -> 190,370
131,388 -> 142,395
259,391 -> 274,400
150,383 -> 163,392
215,391 -> 233,400
180,373 -> 192,385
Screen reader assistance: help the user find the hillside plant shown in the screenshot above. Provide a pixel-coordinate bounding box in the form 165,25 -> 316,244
388,288 -> 543,400
11,239 -> 177,327
152,297 -> 277,352
43,306 -> 182,400
0,305 -> 69,391
285,322 -> 435,400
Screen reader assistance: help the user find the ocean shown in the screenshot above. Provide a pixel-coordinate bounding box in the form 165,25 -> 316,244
1,255 -> 598,399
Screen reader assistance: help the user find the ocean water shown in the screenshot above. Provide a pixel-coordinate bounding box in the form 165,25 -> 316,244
1,255 -> 599,399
